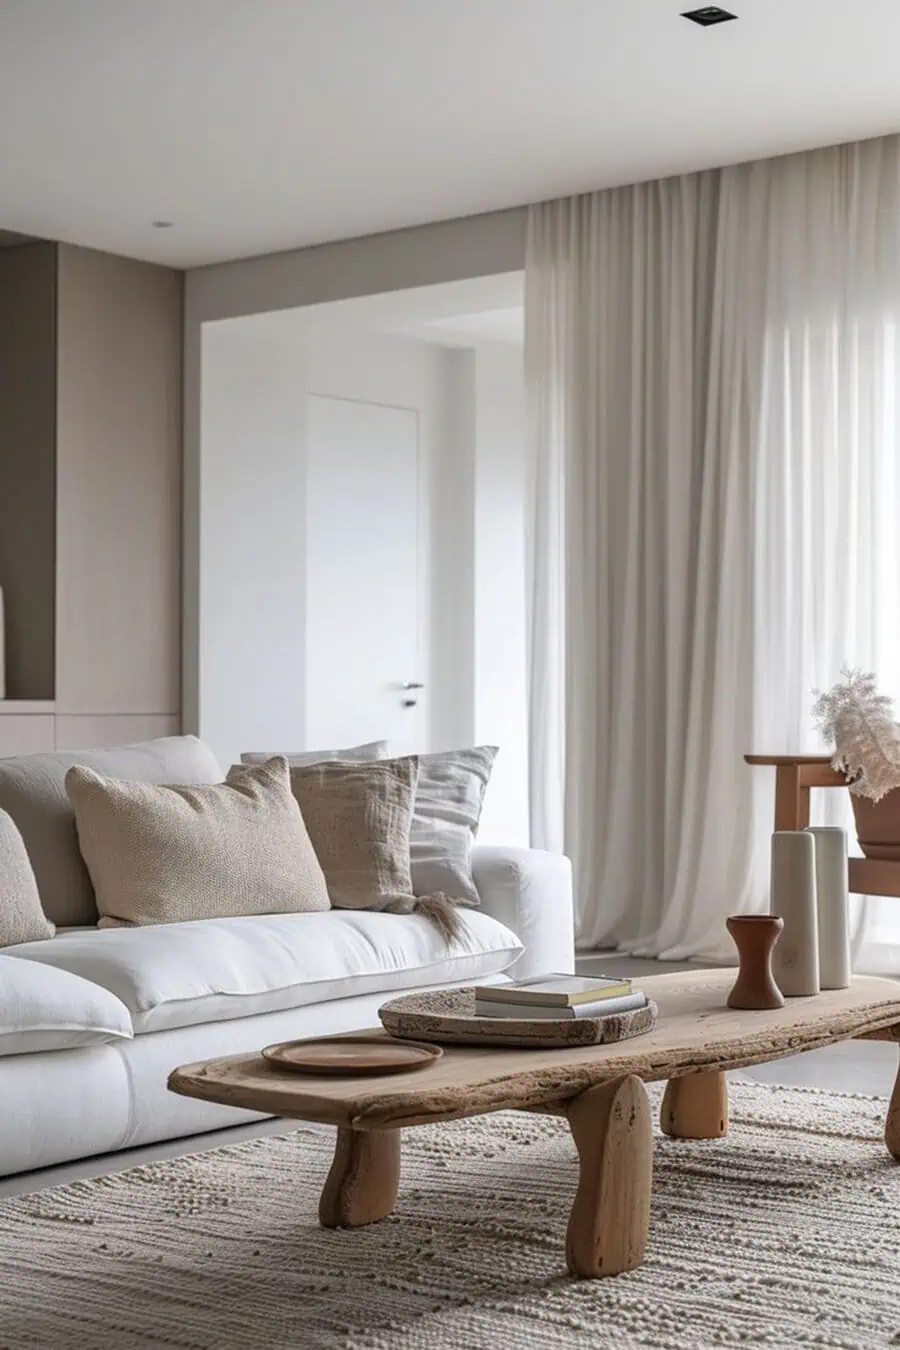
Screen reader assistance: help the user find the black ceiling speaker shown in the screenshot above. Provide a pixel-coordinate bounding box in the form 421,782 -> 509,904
682,6 -> 738,25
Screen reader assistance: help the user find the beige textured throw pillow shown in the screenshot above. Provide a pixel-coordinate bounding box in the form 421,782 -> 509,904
0,735 -> 224,927
287,757 -> 462,938
66,757 -> 330,927
0,809 -> 55,947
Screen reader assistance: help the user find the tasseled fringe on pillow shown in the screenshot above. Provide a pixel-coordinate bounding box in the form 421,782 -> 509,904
414,893 -> 466,941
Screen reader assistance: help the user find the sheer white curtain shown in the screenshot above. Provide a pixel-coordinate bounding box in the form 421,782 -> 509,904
526,135 -> 900,963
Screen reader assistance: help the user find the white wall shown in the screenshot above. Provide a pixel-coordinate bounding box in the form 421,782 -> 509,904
199,321 -> 306,768
429,346 -> 476,751
472,344 -> 529,845
197,318 -> 473,767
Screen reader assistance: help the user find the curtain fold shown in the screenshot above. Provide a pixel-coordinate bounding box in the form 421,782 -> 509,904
526,134 -> 900,964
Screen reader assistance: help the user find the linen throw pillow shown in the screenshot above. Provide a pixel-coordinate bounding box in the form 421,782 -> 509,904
287,757 -> 462,938
410,746 -> 498,905
0,809 -> 55,947
260,745 -> 498,905
66,757 -> 330,927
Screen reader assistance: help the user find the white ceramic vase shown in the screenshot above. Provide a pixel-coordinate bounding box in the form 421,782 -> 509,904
806,826 -> 851,990
770,830 -> 820,997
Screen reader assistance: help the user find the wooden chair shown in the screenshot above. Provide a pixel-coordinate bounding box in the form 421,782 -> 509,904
746,754 -> 900,898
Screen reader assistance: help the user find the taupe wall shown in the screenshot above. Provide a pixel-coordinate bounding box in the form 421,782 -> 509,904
186,206 -> 527,323
55,245 -> 182,723
0,243 -> 58,700
0,243 -> 183,757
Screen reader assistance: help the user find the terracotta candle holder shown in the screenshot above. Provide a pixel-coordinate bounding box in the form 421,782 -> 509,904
726,915 -> 785,1010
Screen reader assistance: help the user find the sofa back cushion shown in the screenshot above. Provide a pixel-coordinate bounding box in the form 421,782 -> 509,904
410,747 -> 498,904
241,740 -> 388,766
0,736 -> 223,926
66,756 -> 330,927
0,809 -> 55,946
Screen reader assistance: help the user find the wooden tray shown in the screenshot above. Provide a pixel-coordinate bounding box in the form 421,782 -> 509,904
379,987 -> 658,1049
263,1036 -> 442,1076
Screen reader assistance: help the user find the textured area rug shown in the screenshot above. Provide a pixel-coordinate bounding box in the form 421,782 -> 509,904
1,1080 -> 899,1350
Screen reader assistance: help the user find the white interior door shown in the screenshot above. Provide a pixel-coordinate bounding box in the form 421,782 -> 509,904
305,394 -> 422,754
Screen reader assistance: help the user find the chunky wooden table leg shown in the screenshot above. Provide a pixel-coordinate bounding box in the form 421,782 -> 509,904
318,1128 -> 401,1228
887,1051 -> 900,1162
565,1075 -> 652,1278
660,1071 -> 729,1139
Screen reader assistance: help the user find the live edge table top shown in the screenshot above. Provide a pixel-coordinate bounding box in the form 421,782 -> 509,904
169,971 -> 900,1132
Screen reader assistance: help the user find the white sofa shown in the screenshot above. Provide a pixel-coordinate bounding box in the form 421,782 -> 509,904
0,738 -> 574,1178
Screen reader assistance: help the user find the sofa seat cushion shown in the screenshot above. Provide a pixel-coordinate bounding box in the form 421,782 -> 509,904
0,952 -> 133,1056
5,909 -> 523,1035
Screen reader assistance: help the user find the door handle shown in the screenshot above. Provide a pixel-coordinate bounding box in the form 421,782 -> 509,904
403,681 -> 424,690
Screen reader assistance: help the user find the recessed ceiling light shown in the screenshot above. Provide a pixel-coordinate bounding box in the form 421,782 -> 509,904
682,6 -> 738,25
151,220 -> 173,229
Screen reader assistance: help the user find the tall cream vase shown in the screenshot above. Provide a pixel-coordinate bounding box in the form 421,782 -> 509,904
770,831 -> 820,997
806,826 -> 851,990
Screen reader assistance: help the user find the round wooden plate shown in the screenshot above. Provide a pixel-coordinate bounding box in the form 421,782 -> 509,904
262,1036 -> 443,1076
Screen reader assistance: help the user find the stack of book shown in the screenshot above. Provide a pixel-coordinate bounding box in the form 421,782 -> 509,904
474,973 -> 647,1020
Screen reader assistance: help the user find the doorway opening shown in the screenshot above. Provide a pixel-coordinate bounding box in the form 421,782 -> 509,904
197,273 -> 527,843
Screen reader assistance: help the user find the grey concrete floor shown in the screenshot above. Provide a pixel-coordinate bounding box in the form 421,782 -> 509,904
1,955 -> 896,1200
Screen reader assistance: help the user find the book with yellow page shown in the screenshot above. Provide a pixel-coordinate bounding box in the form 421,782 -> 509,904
475,973 -> 632,1009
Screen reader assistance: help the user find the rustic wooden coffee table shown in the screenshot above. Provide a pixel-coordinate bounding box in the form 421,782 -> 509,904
169,971 -> 900,1279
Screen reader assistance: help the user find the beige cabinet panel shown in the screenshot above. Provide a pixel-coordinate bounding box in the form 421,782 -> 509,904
53,715 -> 181,753
0,716 -> 55,758
55,246 -> 182,716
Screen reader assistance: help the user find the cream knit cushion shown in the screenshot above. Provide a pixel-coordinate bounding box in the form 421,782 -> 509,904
0,809 -> 55,946
66,757 -> 330,927
0,735 -> 225,927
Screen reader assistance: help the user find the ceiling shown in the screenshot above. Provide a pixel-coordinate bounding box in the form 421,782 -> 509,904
242,273 -> 524,347
418,307 -> 524,346
1,0 -> 899,269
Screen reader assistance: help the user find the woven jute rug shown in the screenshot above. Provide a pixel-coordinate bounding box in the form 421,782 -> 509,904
1,1080 -> 899,1350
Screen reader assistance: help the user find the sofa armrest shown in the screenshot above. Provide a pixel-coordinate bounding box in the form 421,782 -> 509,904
471,846 -> 574,979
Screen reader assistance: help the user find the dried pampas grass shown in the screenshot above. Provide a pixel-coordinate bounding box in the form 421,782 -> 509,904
813,668 -> 900,802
